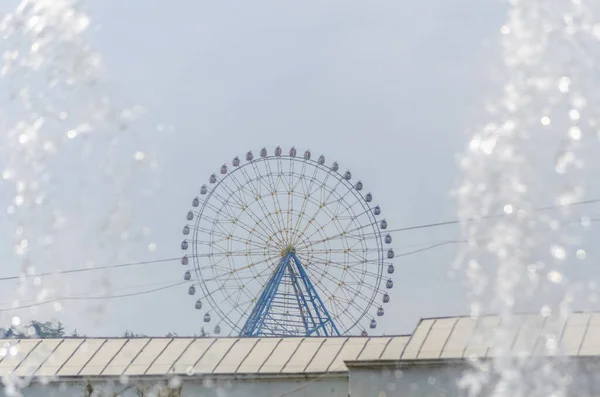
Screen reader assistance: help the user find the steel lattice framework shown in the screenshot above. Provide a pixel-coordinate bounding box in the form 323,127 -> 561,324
180,147 -> 395,337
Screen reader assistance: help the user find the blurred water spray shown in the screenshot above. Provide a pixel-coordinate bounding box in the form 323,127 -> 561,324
456,1 -> 600,396
0,0 -> 156,362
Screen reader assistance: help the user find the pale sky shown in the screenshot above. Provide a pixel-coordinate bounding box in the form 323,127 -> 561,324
0,0 -> 598,337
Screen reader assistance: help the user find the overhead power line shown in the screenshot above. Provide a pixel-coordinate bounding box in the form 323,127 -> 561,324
0,198 -> 597,283
0,281 -> 188,312
381,197 -> 600,234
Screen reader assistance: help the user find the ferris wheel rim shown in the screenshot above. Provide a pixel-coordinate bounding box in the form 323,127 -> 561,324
182,148 -> 391,336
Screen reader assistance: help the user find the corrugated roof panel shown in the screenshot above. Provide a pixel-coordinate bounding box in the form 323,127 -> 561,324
328,337 -> 367,371
282,338 -> 325,373
512,315 -> 545,357
0,340 -> 40,376
379,336 -> 408,360
533,316 -> 566,356
171,338 -> 214,374
213,338 -> 258,374
14,339 -> 61,377
305,338 -> 347,373
464,316 -> 500,358
237,338 -> 280,374
441,317 -> 477,358
418,318 -> 457,359
124,338 -> 171,376
578,313 -> 600,356
401,319 -> 434,359
0,339 -> 17,361
36,339 -> 84,377
103,339 -> 149,376
58,339 -> 105,376
486,315 -> 526,358
145,339 -> 192,375
357,337 -> 390,360
259,338 -> 303,373
561,312 -> 590,356
193,338 -> 236,374
79,339 -> 125,376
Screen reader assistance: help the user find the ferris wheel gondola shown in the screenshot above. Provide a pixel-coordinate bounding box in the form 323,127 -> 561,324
179,147 -> 395,337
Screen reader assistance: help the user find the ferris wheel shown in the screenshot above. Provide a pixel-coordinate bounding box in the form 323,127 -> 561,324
180,147 -> 395,337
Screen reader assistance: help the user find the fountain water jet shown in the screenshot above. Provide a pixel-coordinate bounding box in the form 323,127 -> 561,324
0,1 -> 156,392
456,1 -> 600,396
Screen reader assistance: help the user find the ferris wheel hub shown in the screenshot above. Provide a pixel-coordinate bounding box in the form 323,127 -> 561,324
281,245 -> 296,257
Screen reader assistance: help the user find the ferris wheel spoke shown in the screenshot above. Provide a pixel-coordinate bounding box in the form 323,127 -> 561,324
237,166 -> 277,229
290,166 -> 323,242
306,265 -> 365,326
264,160 -> 289,240
291,182 -> 342,242
323,260 -> 377,292
228,171 -> 283,240
311,260 -> 376,305
210,183 -> 279,244
207,235 -> 268,252
297,220 -> 379,251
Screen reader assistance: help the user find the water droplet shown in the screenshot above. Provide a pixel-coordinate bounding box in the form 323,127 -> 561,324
540,116 -> 551,125
148,242 -> 157,252
547,271 -> 563,284
569,126 -> 581,140
59,112 -> 68,120
9,346 -> 18,356
11,317 -> 20,326
53,302 -> 62,312
576,249 -> 586,260
558,76 -> 571,93
500,25 -> 510,34
546,337 -> 557,351
569,109 -> 580,121
133,151 -> 145,161
67,129 -> 77,139
14,195 -> 24,206
540,305 -> 551,316
503,204 -> 514,214
6,206 -> 15,215
550,245 -> 566,260
581,215 -> 591,227
18,134 -> 29,144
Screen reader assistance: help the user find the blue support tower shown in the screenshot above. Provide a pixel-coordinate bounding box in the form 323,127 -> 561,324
240,247 -> 340,337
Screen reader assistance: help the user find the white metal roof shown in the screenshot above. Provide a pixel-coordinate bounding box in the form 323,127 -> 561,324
397,312 -> 600,360
1,312 -> 597,379
0,336 -> 409,378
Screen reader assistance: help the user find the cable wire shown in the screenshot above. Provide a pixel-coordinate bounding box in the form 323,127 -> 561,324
0,281 -> 188,312
379,197 -> 600,234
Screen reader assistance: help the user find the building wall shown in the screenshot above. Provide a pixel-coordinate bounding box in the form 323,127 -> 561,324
7,375 -> 348,397
349,363 -> 466,397
348,358 -> 600,397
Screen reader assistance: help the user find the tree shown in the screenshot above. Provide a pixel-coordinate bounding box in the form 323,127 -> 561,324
124,330 -> 148,338
1,320 -> 65,339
